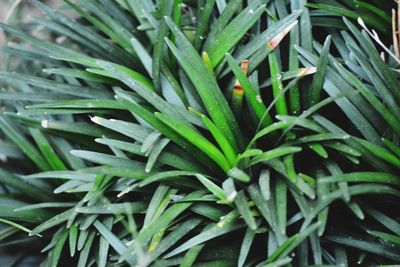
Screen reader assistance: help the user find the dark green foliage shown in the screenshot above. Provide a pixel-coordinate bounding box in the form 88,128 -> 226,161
0,0 -> 399,266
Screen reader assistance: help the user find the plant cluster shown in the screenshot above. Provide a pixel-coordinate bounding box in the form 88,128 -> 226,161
0,0 -> 399,266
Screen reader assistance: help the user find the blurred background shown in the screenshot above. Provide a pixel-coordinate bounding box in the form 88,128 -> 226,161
0,1 -> 60,266
0,0 -> 59,46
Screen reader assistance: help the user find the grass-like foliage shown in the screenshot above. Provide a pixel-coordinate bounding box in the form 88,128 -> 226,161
0,0 -> 399,266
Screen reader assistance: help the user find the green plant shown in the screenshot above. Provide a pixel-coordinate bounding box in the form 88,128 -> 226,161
0,0 -> 399,266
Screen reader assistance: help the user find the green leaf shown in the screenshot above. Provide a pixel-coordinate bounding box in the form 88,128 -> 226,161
327,236 -> 400,261
196,174 -> 226,202
193,0 -> 216,50
164,211 -> 243,258
307,3 -> 387,32
365,207 -> 400,236
228,167 -> 251,183
138,191 -> 204,243
29,128 -> 67,171
367,230 -> 400,245
201,113 -> 238,165
69,224 -> 78,257
226,53 -> 272,127
147,218 -> 202,264
0,72 -> 112,99
0,168 -> 53,202
234,191 -> 257,231
355,138 -> 400,169
30,208 -> 74,236
0,218 -> 41,237
332,60 -> 400,136
98,217 -> 113,267
250,147 -> 302,166
96,138 -> 204,172
179,244 -> 205,267
268,51 -> 288,115
76,202 -> 147,214
238,228 -> 255,267
94,220 -> 136,264
318,172 -> 400,186
309,35 -> 331,106
164,17 -> 244,151
77,231 -> 96,267
50,227 -> 69,267
205,4 -> 265,68
146,138 -> 170,172
155,112 -> 231,172
0,116 -> 50,171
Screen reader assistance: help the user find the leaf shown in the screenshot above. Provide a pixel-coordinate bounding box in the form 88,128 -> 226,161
91,116 -> 152,143
355,138 -> 400,169
69,224 -> 78,257
234,191 -> 257,231
0,116 -> 50,171
226,53 -> 272,127
0,218 -> 41,237
0,168 -> 53,202
155,112 -> 231,172
30,208 -> 74,236
318,172 -> 400,186
203,0 -> 243,49
0,72 -> 112,99
29,128 -> 67,170
307,3 -> 387,31
309,35 -> 331,106
164,211 -> 243,258
205,4 -> 266,68
201,114 -> 238,165
146,138 -> 170,172
50,228 -> 69,267
250,147 -> 302,166
259,170 -> 271,201
43,68 -> 113,83
301,184 -> 400,231
98,217 -> 113,267
228,167 -> 251,183
179,244 -> 205,267
276,179 -> 287,236
196,174 -> 226,202
96,138 -> 204,172
71,150 -> 147,171
96,61 -> 202,127
332,60 -> 400,136
76,202 -> 147,214
365,207 -> 400,236
138,191 -> 204,243
115,90 -> 216,170
268,51 -> 288,115
147,218 -> 202,264
14,202 -> 77,212
268,223 -> 320,262
131,37 -> 152,76
193,0 -> 216,50
77,231 -> 96,267
238,228 -> 256,267
25,171 -> 96,182
367,230 -> 400,245
164,17 -> 244,151
94,220 -> 136,264
327,236 -> 400,261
